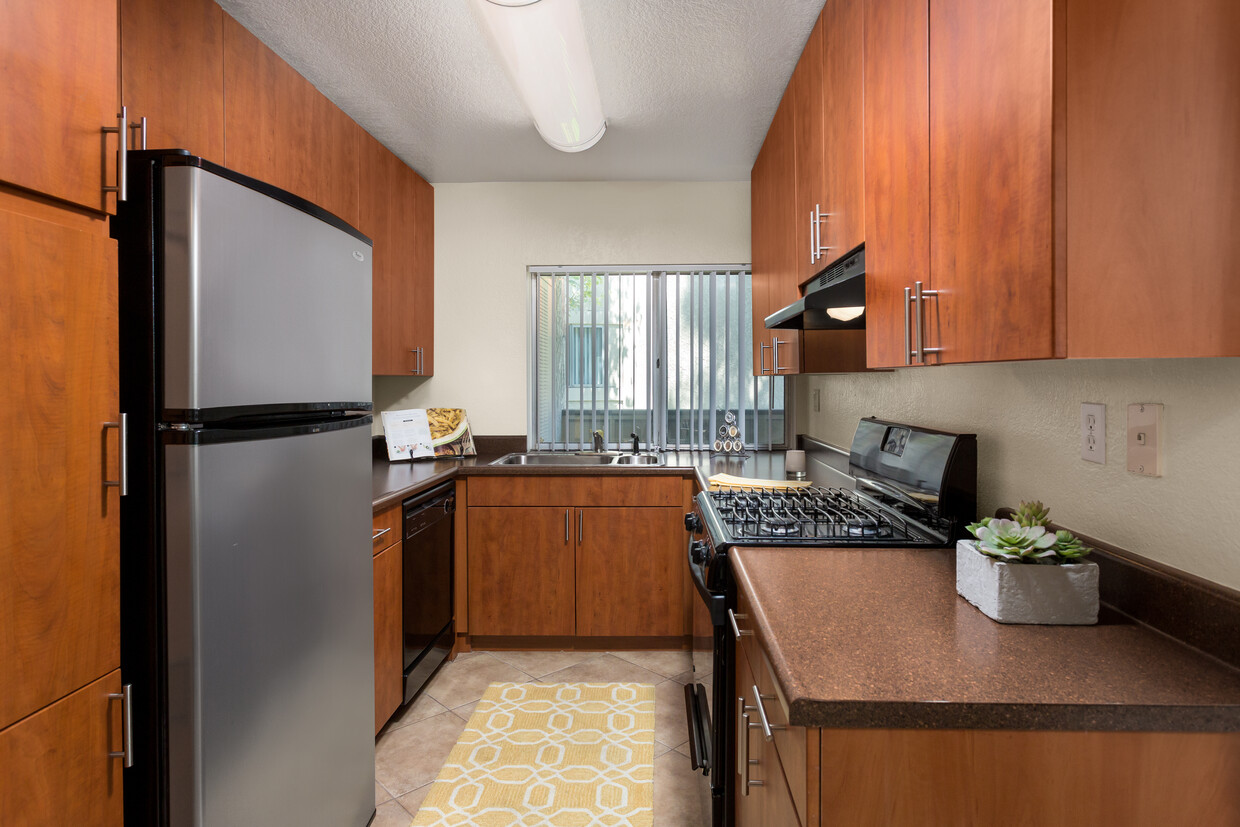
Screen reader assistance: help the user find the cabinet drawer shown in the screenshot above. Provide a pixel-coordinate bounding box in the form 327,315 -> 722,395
372,505 -> 401,554
468,475 -> 681,507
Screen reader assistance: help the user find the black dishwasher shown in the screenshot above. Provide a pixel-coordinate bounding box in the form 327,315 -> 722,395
401,482 -> 455,705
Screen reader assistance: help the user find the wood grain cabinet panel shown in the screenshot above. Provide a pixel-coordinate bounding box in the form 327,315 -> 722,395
120,0 -> 225,161
0,208 -> 119,729
222,12 -> 360,226
576,508 -> 684,637
0,671 -> 124,827
468,507 -> 576,637
821,0 -> 865,262
373,545 -> 401,733
0,0 -> 119,212
1066,0 -> 1240,357
792,15 -> 828,286
467,476 -> 680,508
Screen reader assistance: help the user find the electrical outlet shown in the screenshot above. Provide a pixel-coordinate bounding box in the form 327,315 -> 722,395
812,388 -> 821,412
1080,403 -> 1106,464
1127,403 -> 1164,477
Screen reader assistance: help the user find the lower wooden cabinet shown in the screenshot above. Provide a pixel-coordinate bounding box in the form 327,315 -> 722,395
373,542 -> 402,734
576,507 -> 684,637
465,476 -> 690,641
734,644 -> 802,827
0,670 -> 124,826
468,506 -> 577,637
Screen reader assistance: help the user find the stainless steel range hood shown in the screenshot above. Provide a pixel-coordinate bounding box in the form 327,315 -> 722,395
764,244 -> 866,330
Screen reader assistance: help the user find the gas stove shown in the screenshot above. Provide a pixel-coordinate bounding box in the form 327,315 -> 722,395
703,485 -> 934,546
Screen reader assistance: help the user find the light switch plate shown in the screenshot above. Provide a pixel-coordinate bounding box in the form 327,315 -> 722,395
1080,402 -> 1106,464
1127,403 -> 1164,476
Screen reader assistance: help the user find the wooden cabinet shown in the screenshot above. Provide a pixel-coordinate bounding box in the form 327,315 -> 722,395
1065,0 -> 1240,358
221,12 -> 361,227
364,132 -> 436,377
466,476 -> 688,641
373,506 -> 403,733
468,506 -> 577,637
733,641 -> 802,827
0,671 -> 125,827
792,16 -> 827,286
751,94 -> 801,377
119,0 -> 225,161
821,0 -> 865,262
0,0 -> 119,213
0,205 -> 120,730
576,507 -> 685,637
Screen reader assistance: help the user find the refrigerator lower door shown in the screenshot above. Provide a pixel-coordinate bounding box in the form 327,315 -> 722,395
164,421 -> 373,826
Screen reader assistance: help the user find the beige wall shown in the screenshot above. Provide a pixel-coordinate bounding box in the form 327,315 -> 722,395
374,181 -> 751,435
795,359 -> 1240,590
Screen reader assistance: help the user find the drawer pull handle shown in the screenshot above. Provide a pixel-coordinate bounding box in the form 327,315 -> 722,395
372,527 -> 392,541
751,684 -> 786,742
108,684 -> 134,768
727,609 -> 752,641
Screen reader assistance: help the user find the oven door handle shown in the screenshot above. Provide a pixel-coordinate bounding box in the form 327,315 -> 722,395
689,558 -> 728,626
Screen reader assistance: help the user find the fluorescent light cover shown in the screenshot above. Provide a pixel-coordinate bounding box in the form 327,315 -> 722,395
471,0 -> 607,152
826,306 -> 865,322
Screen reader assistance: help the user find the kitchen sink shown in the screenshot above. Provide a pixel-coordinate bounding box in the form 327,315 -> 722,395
492,452 -> 665,467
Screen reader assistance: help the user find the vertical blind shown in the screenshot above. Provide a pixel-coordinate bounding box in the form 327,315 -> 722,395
530,268 -> 785,451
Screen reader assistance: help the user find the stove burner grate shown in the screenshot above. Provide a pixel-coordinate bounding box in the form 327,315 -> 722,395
708,486 -> 907,544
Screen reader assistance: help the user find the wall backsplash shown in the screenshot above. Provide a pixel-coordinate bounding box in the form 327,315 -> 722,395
795,358 -> 1240,590
374,180 -> 752,437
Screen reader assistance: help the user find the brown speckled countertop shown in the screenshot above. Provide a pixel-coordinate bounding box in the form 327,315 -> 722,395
373,448 -> 794,512
731,547 -> 1240,731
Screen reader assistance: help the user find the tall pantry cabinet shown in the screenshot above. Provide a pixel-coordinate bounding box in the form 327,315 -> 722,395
0,0 -> 126,823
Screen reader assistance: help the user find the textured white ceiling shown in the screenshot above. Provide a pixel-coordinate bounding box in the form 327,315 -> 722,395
214,0 -> 823,183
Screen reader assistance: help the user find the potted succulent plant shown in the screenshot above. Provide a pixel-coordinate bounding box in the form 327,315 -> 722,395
955,501 -> 1098,625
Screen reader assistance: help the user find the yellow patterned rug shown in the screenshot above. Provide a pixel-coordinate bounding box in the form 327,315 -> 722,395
410,682 -> 655,827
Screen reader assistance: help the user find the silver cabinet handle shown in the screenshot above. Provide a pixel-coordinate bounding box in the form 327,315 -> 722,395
727,609 -> 752,641
108,684 -> 134,768
773,337 -> 789,373
904,287 -> 913,365
372,527 -> 392,541
913,281 -> 942,363
577,509 -> 583,544
102,106 -> 128,202
565,508 -> 570,544
815,205 -> 831,261
758,341 -> 771,374
751,684 -> 786,742
410,347 -> 422,375
103,414 -> 128,496
129,116 -> 148,150
809,210 -> 817,265
418,347 -> 424,375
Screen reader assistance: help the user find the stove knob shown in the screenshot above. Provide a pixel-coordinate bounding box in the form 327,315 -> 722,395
684,512 -> 702,533
690,540 -> 710,565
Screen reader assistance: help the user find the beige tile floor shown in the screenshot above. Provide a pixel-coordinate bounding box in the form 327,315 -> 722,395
372,650 -> 714,826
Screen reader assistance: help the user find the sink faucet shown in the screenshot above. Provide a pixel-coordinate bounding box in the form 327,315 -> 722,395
630,432 -> 640,454
592,430 -> 605,453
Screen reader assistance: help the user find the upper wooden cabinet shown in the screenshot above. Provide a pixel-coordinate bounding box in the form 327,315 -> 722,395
362,132 -> 436,377
120,0 -> 225,162
1066,0 -> 1240,358
222,13 -> 361,228
0,0 -> 119,212
821,0 -> 865,263
0,206 -> 120,730
792,16 -> 828,285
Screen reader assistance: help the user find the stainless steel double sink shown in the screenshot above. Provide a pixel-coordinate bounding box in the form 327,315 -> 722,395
491,451 -> 665,467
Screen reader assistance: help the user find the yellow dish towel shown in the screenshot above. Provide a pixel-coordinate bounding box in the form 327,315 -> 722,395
708,473 -> 812,491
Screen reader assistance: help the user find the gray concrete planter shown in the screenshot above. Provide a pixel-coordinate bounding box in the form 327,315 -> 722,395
955,540 -> 1099,625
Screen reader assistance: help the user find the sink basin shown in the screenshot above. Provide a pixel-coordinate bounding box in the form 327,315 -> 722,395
491,452 -> 665,467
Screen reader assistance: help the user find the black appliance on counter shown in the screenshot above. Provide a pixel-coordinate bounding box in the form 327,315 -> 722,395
683,418 -> 977,827
401,482 -> 456,704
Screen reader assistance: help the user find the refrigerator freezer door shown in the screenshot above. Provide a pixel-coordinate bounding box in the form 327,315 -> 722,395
162,164 -> 371,416
164,421 -> 374,826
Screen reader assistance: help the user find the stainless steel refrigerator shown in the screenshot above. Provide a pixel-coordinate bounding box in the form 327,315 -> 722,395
114,151 -> 376,826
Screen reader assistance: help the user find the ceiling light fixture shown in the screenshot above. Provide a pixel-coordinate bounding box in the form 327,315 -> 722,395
470,0 -> 607,153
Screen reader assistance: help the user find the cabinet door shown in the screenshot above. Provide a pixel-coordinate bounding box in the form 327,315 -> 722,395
0,671 -> 124,826
792,14 -> 828,284
576,507 -> 684,637
409,170 -> 435,376
120,0 -> 225,161
750,128 -> 776,378
0,208 -> 119,729
373,544 -> 402,734
468,507 -> 575,637
863,0 -> 930,369
222,13 -> 361,226
0,0 -> 119,212
733,647 -> 763,826
1067,0 -> 1240,358
822,0 -> 865,261
752,93 -> 802,376
929,0 -> 1058,364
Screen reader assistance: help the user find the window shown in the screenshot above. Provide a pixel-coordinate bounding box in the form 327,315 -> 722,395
530,268 -> 785,451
